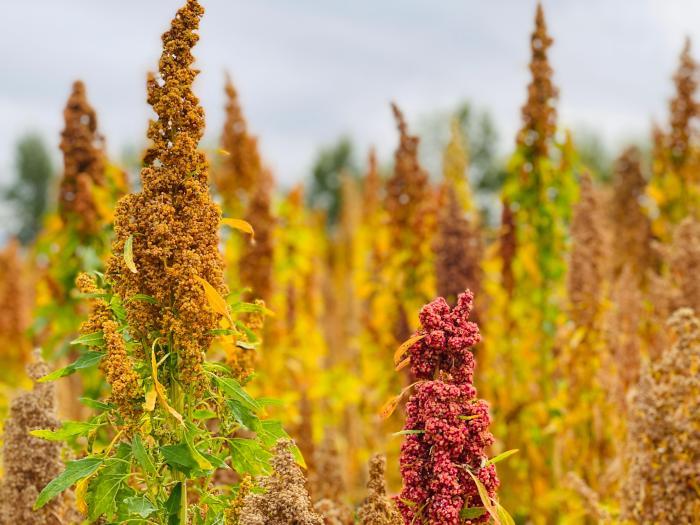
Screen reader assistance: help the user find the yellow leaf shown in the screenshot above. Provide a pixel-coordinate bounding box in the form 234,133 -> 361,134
194,275 -> 232,326
466,469 -> 500,524
221,218 -> 255,241
124,234 -> 138,273
143,387 -> 157,412
395,356 -> 411,372
379,381 -> 424,420
75,477 -> 90,515
150,349 -> 183,424
217,148 -> 231,156
394,334 -> 424,366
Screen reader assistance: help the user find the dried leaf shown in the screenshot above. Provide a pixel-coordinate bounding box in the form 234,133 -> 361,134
394,334 -> 425,365
124,234 -> 138,273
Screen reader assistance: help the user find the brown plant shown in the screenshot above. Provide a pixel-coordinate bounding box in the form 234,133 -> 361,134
668,37 -> 698,171
214,73 -> 263,214
357,454 -> 402,525
434,184 -> 483,311
621,308 -> 700,523
0,355 -> 80,524
239,440 -> 323,525
609,147 -> 654,279
239,169 -> 275,303
58,80 -> 106,237
567,172 -> 605,328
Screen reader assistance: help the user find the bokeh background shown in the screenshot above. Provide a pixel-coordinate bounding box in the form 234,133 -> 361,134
1,0 -> 699,239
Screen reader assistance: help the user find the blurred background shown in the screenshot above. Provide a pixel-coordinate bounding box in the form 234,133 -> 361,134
1,0 -> 698,240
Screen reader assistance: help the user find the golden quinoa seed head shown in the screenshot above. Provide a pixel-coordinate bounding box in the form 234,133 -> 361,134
106,0 -> 226,393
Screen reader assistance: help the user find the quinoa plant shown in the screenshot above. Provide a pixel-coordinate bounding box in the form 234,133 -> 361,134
32,1 -> 297,523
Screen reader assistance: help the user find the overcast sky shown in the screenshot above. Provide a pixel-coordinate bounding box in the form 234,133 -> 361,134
1,0 -> 699,188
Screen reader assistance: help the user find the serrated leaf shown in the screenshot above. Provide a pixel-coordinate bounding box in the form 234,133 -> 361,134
34,457 -> 103,509
228,438 -> 273,476
484,449 -> 519,467
88,454 -> 129,521
70,332 -> 105,347
193,408 -> 217,420
161,443 -> 201,475
221,218 -> 255,241
132,434 -> 156,476
30,420 -> 99,441
257,420 -> 306,468
184,427 -> 213,470
39,351 -> 104,382
124,234 -> 138,273
124,495 -> 157,518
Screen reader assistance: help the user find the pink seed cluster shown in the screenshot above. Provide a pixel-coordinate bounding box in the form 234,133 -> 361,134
397,291 -> 499,524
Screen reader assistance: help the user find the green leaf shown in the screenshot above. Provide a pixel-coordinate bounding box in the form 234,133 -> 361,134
228,438 -> 273,476
495,502 -> 516,525
88,453 -> 129,521
184,426 -> 213,470
34,457 -> 103,509
161,443 -> 200,475
214,376 -> 260,412
124,495 -> 157,518
80,397 -> 113,411
460,506 -> 486,519
124,234 -> 138,273
129,293 -> 157,304
227,399 -> 260,431
392,429 -> 425,437
484,449 -> 519,467
258,420 -> 306,468
165,482 -> 182,525
39,351 -> 104,383
132,434 -> 156,476
70,332 -> 105,347
30,421 -> 99,441
193,408 -> 217,420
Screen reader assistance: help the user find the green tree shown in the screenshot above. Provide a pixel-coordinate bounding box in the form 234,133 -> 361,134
5,134 -> 54,244
307,136 -> 358,227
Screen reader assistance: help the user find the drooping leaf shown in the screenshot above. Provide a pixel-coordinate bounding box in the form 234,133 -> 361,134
79,397 -> 113,411
124,234 -> 138,273
221,218 -> 255,241
465,469 -> 500,525
150,348 -> 183,424
393,334 -> 425,365
380,381 -> 424,420
34,457 -> 103,509
194,275 -> 232,325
